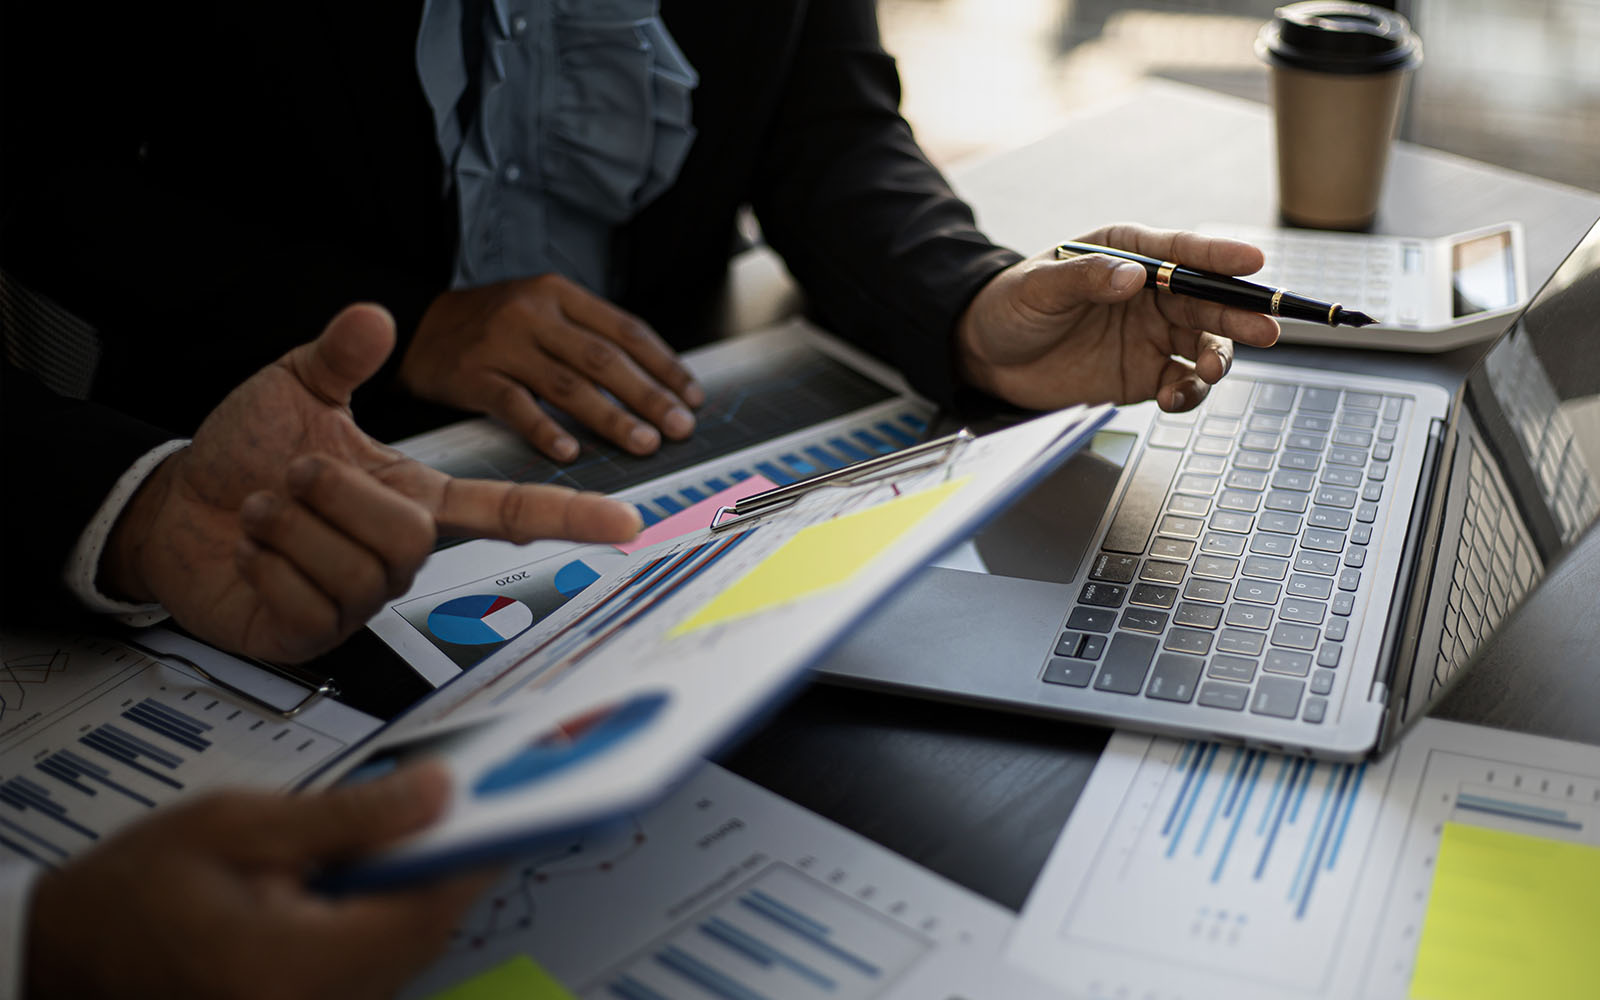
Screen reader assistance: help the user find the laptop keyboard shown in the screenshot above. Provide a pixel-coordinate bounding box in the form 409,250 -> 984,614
1043,378 -> 1409,725
1431,441 -> 1541,693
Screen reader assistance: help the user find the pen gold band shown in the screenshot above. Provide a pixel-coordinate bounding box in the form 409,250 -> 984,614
1155,262 -> 1176,290
1054,245 -> 1085,260
1328,303 -> 1340,325
1270,289 -> 1284,316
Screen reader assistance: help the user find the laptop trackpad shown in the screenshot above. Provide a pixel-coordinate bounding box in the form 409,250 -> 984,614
814,567 -> 1071,699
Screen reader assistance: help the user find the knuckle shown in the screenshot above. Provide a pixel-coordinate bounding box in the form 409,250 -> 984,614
543,365 -> 581,400
580,337 -> 620,375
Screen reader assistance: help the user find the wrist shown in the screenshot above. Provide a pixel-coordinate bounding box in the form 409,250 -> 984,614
99,448 -> 185,605
23,871 -> 88,1000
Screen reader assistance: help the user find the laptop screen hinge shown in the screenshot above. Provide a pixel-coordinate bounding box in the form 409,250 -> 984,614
1370,418 -> 1449,749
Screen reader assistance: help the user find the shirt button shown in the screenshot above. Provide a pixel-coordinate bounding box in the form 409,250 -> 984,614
510,14 -> 528,37
504,162 -> 522,183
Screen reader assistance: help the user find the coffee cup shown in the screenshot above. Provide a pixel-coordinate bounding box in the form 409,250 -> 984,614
1256,2 -> 1423,230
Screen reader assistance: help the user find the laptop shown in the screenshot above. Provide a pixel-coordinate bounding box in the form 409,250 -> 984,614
815,216 -> 1600,760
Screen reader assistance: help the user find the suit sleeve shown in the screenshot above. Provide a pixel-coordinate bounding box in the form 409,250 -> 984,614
747,0 -> 1022,407
0,365 -> 175,628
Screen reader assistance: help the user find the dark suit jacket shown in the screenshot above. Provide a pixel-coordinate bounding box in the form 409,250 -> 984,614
1,0 -> 1019,441
0,364 -> 173,625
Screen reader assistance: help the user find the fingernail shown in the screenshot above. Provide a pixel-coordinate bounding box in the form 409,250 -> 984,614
663,406 -> 694,438
286,456 -> 319,492
552,436 -> 579,461
239,492 -> 277,525
683,382 -> 706,408
1111,261 -> 1146,292
630,425 -> 660,453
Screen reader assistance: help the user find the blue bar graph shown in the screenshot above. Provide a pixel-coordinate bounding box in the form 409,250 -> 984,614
1455,792 -> 1584,830
122,699 -> 212,753
0,776 -> 98,843
876,422 -> 916,447
781,454 -> 818,477
680,486 -> 707,504
609,977 -> 672,1000
652,495 -> 684,515
740,891 -> 880,976
635,504 -> 661,527
40,750 -> 155,808
828,437 -> 871,463
79,724 -> 186,790
754,462 -> 798,486
804,446 -> 846,471
705,476 -> 731,492
852,430 -> 893,455
655,947 -> 768,1000
701,917 -> 837,990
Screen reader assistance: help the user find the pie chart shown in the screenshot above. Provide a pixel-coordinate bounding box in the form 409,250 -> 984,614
428,595 -> 536,646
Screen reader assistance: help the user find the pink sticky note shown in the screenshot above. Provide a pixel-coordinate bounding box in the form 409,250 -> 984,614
617,476 -> 779,554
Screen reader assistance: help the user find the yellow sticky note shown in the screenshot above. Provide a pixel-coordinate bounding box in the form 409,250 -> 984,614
1409,821 -> 1600,1000
425,954 -> 576,1000
672,477 -> 969,636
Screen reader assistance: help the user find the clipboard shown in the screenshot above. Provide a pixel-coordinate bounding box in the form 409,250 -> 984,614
303,404 -> 1114,891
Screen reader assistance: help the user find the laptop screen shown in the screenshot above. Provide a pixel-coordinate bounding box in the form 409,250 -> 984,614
1398,216 -> 1600,730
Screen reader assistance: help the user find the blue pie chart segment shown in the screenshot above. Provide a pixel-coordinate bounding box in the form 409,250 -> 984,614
553,560 -> 602,597
473,692 -> 669,797
428,595 -> 535,646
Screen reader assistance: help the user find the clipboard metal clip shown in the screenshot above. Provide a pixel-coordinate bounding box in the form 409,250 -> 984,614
709,428 -> 974,534
121,638 -> 338,720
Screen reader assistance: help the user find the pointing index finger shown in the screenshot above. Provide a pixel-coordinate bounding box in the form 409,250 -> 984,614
1096,223 -> 1266,277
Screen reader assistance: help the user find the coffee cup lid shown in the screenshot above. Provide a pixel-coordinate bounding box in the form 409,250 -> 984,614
1256,1 -> 1422,75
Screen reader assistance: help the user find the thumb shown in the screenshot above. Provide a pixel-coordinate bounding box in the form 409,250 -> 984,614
287,303 -> 397,407
1036,253 -> 1149,310
221,761 -> 452,866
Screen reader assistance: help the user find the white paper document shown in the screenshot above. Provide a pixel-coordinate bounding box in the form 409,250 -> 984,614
1008,718 -> 1600,1000
0,628 -> 381,866
401,762 -> 1016,1000
373,321 -> 935,688
311,405 -> 1113,888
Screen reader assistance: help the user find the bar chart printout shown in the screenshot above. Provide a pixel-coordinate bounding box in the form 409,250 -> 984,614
1007,718 -> 1600,1000
401,764 -> 1014,1000
0,631 -> 374,867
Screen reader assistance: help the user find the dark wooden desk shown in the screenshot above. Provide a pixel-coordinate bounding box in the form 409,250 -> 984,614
722,81 -> 1600,912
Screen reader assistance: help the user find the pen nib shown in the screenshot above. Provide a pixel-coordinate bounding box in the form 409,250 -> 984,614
1337,308 -> 1377,328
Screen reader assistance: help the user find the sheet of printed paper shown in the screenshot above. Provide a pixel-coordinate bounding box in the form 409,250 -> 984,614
1006,717 -> 1600,1000
0,628 -> 380,867
308,405 -> 1110,886
401,762 -> 1015,1000
373,320 -> 935,688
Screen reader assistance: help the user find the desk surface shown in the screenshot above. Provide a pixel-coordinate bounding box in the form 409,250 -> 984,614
721,80 -> 1600,913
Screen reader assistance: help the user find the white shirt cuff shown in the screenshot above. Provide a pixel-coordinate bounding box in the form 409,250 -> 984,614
0,862 -> 43,1000
63,438 -> 190,626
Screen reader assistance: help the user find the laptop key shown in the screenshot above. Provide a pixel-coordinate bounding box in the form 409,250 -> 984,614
1338,568 -> 1362,591
1302,527 -> 1346,552
1200,532 -> 1247,557
1225,603 -> 1274,630
1119,608 -> 1169,633
1317,642 -> 1343,668
1323,617 -> 1349,642
1332,592 -> 1355,616
1193,555 -> 1240,580
1182,579 -> 1230,604
1321,467 -> 1362,488
1207,654 -> 1257,683
1140,560 -> 1187,584
1295,551 -> 1338,576
1173,601 -> 1224,629
1350,524 -> 1373,545
1043,657 -> 1094,687
1265,489 -> 1310,512
1315,485 -> 1358,508
1217,628 -> 1266,656
1197,680 -> 1250,711
1145,653 -> 1204,702
1264,649 -> 1313,676
1164,628 -> 1213,655
1280,598 -> 1327,625
1308,507 -> 1353,531
1150,537 -> 1196,560
1249,534 -> 1296,558
1303,696 -> 1328,724
1280,451 -> 1320,472
1250,676 -> 1305,718
1293,413 -> 1333,433
1287,573 -> 1334,600
1090,553 -> 1140,583
1168,494 -> 1211,516
1345,391 -> 1382,410
1310,668 -> 1335,695
1271,622 -> 1320,650
1285,432 -> 1326,452
1234,579 -> 1282,604
1260,511 -> 1303,534
1343,547 -> 1366,568
1225,469 -> 1270,491
1232,451 -> 1275,471
1159,514 -> 1205,538
1093,633 -> 1160,694
1211,512 -> 1255,534
1101,447 -> 1183,553
1256,383 -> 1298,412
1300,388 -> 1340,412
1079,582 -> 1127,607
1066,607 -> 1116,634
1242,555 -> 1289,581
1130,583 -> 1178,609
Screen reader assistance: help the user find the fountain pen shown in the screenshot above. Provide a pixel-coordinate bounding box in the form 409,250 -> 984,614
1055,241 -> 1376,328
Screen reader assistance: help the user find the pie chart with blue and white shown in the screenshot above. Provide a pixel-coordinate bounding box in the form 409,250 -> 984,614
427,595 -> 536,646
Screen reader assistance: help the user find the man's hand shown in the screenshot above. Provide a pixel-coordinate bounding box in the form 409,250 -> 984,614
25,764 -> 490,1000
101,303 -> 643,662
399,275 -> 705,460
957,223 -> 1281,412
